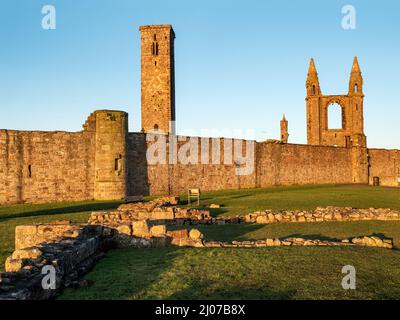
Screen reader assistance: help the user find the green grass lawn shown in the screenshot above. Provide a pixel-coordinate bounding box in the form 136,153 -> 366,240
1,184 -> 400,299
184,184 -> 400,217
60,246 -> 400,300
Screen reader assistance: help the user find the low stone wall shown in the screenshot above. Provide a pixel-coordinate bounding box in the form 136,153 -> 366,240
0,222 -> 103,300
0,220 -> 203,300
203,236 -> 393,249
88,196 -> 211,225
90,201 -> 400,227
245,207 -> 400,224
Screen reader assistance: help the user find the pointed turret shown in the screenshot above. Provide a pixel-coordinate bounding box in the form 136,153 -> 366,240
349,56 -> 363,95
306,58 -> 321,96
351,56 -> 361,73
280,114 -> 289,143
308,58 -> 317,74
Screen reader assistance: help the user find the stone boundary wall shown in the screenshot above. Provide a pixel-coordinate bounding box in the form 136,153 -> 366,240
0,130 -> 95,205
368,148 -> 400,187
126,133 -> 357,196
2,111 -> 400,205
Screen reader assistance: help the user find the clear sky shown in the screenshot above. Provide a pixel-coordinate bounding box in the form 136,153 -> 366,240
0,0 -> 399,148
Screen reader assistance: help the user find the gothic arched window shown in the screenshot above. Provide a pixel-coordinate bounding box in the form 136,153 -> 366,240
328,102 -> 344,129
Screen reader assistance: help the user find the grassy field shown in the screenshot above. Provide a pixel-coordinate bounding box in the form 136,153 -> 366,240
191,184 -> 400,217
1,185 -> 400,299
60,246 -> 400,300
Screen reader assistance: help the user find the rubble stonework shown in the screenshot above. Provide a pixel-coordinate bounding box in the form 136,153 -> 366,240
203,236 -> 393,249
0,222 -> 103,300
0,220 -> 203,300
88,197 -> 211,225
244,207 -> 400,224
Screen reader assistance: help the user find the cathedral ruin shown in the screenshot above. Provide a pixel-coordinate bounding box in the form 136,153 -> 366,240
0,24 -> 399,205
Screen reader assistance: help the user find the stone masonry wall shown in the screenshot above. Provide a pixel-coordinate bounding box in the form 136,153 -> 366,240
256,142 -> 353,186
368,148 -> 400,187
127,133 -> 257,196
1,115 -> 399,205
127,134 -> 354,196
0,130 -> 95,205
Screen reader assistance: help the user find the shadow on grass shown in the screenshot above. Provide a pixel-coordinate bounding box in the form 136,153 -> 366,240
0,201 -> 122,222
166,281 -> 296,300
284,233 -> 341,242
60,247 -> 187,300
221,193 -> 253,200
192,224 -> 266,242
62,246 -> 297,300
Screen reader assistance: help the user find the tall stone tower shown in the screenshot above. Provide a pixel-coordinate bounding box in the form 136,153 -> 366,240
280,114 -> 289,143
140,24 -> 176,134
306,57 -> 366,148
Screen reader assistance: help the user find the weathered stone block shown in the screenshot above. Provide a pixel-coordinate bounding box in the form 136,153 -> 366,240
150,225 -> 167,237
168,229 -> 189,240
189,229 -> 203,240
5,258 -> 24,273
117,224 -> 132,236
132,220 -> 150,238
12,248 -> 42,260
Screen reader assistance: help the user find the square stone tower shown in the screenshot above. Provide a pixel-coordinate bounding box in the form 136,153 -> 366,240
139,24 -> 176,134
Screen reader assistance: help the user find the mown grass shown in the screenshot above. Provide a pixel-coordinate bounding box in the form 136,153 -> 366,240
1,184 -> 400,299
60,246 -> 400,300
184,184 -> 400,217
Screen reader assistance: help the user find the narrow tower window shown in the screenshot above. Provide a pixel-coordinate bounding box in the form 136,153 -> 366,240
354,84 -> 358,93
114,154 -> 122,172
28,165 -> 32,178
152,42 -> 159,56
311,85 -> 316,95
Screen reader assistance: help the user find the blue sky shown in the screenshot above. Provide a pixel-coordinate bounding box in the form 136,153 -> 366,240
0,0 -> 399,148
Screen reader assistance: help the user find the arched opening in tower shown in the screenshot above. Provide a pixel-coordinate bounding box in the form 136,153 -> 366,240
328,102 -> 344,129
